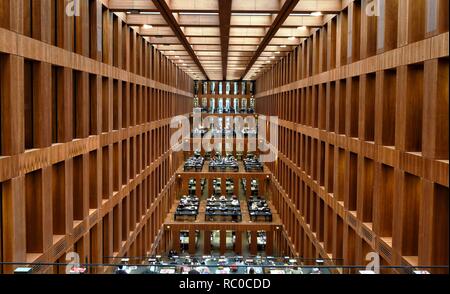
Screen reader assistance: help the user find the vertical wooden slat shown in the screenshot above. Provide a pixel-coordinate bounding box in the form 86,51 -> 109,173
2,177 -> 26,271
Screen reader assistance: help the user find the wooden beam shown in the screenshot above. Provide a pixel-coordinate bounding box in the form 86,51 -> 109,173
151,0 -> 209,80
219,0 -> 232,80
241,0 -> 300,80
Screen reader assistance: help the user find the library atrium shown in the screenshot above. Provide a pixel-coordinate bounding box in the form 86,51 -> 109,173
0,0 -> 448,275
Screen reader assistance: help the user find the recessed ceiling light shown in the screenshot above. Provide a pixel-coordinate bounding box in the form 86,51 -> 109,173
169,50 -> 175,53
143,24 -> 153,29
311,11 -> 322,16
270,56 -> 275,59
297,26 -> 307,30
175,55 -> 180,58
280,45 -> 287,48
275,51 -> 280,54
288,36 -> 296,41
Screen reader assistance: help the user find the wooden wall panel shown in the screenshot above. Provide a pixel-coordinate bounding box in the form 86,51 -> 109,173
0,0 -> 193,273
256,2 -> 448,273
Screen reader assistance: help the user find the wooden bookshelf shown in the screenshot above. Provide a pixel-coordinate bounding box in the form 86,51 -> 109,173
0,0 -> 193,273
255,0 -> 449,273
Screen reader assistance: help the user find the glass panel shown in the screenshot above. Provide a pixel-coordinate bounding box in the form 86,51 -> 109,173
241,98 -> 247,112
225,98 -> 231,112
250,98 -> 255,112
218,98 -> 223,113
226,231 -> 234,250
209,98 -> 215,113
234,98 -> 239,113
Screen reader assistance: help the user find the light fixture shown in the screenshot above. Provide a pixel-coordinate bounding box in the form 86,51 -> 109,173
275,51 -> 280,54
143,24 -> 153,29
169,50 -> 175,53
311,11 -> 322,16
290,13 -> 311,16
175,55 -> 180,58
232,13 -> 271,16
288,36 -> 296,41
14,267 -> 32,274
359,270 -> 376,274
297,26 -> 307,30
140,12 -> 161,15
270,56 -> 275,59
280,45 -> 287,48
179,12 -> 219,16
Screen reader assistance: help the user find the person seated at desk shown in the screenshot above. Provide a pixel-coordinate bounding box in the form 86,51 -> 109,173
115,265 -> 128,274
210,195 -> 216,201
219,195 -> 226,201
231,199 -> 239,206
230,264 -> 238,273
168,250 -> 177,258
250,202 -> 259,210
290,266 -> 304,274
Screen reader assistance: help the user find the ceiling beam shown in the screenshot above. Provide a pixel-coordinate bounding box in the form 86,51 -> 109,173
219,0 -> 232,81
240,0 -> 299,80
151,0 -> 209,80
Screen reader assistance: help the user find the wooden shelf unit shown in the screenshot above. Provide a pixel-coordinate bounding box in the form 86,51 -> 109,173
0,0 -> 193,273
255,0 -> 448,273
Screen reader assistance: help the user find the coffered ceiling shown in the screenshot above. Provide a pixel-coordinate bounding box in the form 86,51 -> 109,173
107,0 -> 344,81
